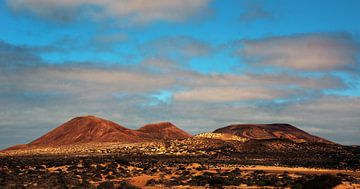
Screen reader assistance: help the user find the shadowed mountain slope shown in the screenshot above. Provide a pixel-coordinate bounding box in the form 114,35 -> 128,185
137,122 -> 192,140
213,123 -> 334,144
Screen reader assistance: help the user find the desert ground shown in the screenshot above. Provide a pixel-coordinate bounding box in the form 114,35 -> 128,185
1,117 -> 359,188
1,151 -> 359,188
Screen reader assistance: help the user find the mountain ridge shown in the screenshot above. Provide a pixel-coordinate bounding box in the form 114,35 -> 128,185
213,123 -> 334,144
3,116 -> 335,151
2,116 -> 192,151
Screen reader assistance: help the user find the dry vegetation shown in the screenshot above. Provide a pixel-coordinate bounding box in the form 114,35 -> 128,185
2,138 -> 359,170
1,155 -> 359,188
1,138 -> 360,188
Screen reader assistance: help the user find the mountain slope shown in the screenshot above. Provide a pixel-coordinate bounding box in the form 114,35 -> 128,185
3,117 -> 193,151
3,118 -> 336,152
213,123 -> 334,144
29,116 -> 146,147
137,122 -> 191,140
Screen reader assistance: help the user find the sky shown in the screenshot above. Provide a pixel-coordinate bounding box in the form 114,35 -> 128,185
0,0 -> 360,148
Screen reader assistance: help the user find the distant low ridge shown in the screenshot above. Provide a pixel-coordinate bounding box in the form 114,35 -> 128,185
213,123 -> 334,144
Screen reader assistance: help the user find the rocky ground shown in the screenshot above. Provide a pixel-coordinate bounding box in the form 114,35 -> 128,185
1,154 -> 359,188
2,138 -> 359,170
1,138 -> 360,188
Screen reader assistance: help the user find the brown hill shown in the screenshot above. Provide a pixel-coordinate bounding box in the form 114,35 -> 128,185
213,123 -> 334,144
28,116 -> 146,147
3,116 -> 193,151
137,122 -> 191,140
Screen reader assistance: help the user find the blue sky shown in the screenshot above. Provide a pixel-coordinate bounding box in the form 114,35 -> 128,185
0,0 -> 360,148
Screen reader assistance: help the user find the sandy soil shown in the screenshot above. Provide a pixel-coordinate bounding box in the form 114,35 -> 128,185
130,175 -> 158,187
334,182 -> 360,189
126,165 -> 360,188
236,165 -> 360,177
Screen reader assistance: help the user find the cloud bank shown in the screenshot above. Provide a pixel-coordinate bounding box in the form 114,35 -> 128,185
1,34 -> 359,148
7,0 -> 212,24
238,33 -> 360,71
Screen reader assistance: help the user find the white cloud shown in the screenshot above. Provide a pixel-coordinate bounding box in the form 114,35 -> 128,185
174,87 -> 288,102
0,40 -> 359,148
1,62 -> 347,102
0,41 -> 348,102
7,0 -> 212,24
238,33 -> 360,71
0,66 -> 176,98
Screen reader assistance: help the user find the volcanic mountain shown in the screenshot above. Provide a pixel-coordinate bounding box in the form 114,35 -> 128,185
29,116 -> 146,147
137,122 -> 191,140
3,116 -> 192,151
213,123 -> 334,144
